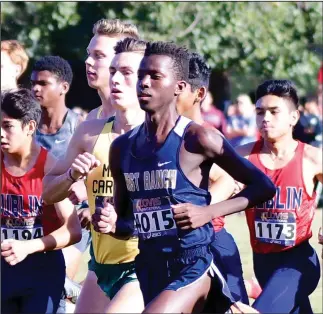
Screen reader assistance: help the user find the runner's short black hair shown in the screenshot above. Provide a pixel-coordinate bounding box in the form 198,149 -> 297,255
256,79 -> 299,109
144,41 -> 190,81
1,88 -> 41,127
188,52 -> 211,91
33,55 -> 73,85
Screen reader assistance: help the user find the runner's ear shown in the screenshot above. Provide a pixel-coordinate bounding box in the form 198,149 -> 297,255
175,81 -> 187,96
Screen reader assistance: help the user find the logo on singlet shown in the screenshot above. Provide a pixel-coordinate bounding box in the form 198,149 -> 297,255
158,161 -> 172,167
54,139 -> 65,144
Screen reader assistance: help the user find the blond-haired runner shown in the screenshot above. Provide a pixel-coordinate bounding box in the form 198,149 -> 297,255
42,38 -> 146,313
63,18 -> 141,312
1,40 -> 29,91
85,18 -> 139,121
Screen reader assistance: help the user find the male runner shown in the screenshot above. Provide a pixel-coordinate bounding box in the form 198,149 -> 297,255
235,79 -> 322,313
92,41 -> 276,313
72,18 -> 141,312
1,40 -> 29,91
31,55 -> 87,311
176,52 -> 250,310
42,38 -> 146,313
1,89 -> 81,313
85,18 -> 139,121
31,55 -> 82,158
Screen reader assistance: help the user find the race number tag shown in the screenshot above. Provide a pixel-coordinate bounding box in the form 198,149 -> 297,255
1,217 -> 43,241
254,211 -> 296,246
133,196 -> 177,240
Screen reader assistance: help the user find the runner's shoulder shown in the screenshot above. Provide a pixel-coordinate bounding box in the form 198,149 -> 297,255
303,142 -> 322,166
86,107 -> 100,121
235,141 -> 256,158
186,122 -> 223,145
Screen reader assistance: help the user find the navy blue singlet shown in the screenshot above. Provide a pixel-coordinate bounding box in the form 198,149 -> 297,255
121,116 -> 215,254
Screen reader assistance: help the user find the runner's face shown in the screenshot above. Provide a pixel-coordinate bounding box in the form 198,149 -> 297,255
109,51 -> 143,111
1,113 -> 33,153
30,70 -> 65,108
256,95 -> 299,141
85,35 -> 119,91
137,55 -> 180,113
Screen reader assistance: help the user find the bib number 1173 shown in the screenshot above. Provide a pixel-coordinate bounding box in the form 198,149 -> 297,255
255,221 -> 296,245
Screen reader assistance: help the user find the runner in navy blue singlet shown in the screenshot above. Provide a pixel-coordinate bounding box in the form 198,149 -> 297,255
92,41 -> 276,313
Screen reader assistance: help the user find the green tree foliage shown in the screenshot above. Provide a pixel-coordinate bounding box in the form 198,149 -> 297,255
1,1 -> 322,99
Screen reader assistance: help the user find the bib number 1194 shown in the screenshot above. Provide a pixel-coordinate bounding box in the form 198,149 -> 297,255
1,227 -> 43,241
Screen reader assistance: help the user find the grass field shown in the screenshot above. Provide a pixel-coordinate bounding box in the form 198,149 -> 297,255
76,209 -> 323,313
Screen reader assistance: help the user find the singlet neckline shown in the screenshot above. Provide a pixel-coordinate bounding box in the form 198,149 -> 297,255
255,139 -> 303,172
1,147 -> 46,179
36,109 -> 69,137
130,116 -> 182,161
90,116 -> 115,156
107,116 -> 115,144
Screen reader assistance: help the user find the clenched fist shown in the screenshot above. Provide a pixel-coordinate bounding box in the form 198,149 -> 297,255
70,152 -> 100,181
1,239 -> 32,266
68,181 -> 88,205
91,199 -> 117,234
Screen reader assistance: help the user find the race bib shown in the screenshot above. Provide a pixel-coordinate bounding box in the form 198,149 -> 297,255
254,211 -> 296,246
1,217 -> 43,241
133,196 -> 177,240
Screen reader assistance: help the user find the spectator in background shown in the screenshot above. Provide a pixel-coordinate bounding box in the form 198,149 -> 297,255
1,40 -> 29,91
201,91 -> 227,135
226,94 -> 258,147
72,106 -> 88,120
226,102 -> 237,118
293,95 -> 322,148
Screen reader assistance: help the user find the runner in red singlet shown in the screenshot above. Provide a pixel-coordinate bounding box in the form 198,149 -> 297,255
1,89 -> 81,313
235,79 -> 322,314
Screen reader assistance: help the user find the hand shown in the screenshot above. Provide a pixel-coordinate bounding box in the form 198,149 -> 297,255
68,181 -> 88,205
172,203 -> 212,230
91,202 -> 117,234
1,239 -> 32,265
70,152 -> 100,181
78,207 -> 91,229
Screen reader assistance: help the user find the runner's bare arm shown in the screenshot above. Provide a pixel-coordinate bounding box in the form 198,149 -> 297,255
42,121 -> 88,204
209,164 -> 235,203
28,198 -> 82,254
193,129 -> 274,216
108,135 -> 135,237
231,142 -> 255,194
306,145 -> 323,183
173,131 -> 274,229
41,153 -> 82,250
1,154 -> 82,265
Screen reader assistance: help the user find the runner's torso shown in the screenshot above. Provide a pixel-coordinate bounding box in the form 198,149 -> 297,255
246,140 -> 316,253
121,116 -> 215,254
86,116 -> 139,264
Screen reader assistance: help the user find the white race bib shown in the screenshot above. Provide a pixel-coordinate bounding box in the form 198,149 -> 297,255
1,226 -> 43,241
133,197 -> 177,240
1,217 -> 43,241
255,211 -> 296,246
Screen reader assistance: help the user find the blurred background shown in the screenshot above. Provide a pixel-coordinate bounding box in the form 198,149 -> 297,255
1,2 -> 322,311
1,2 -> 322,112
